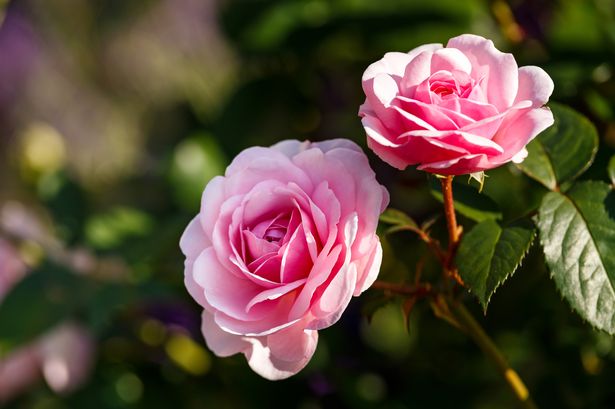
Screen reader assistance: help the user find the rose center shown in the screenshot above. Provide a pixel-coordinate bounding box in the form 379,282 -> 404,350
263,226 -> 286,243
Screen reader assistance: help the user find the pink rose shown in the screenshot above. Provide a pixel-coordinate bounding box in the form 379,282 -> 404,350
359,34 -> 554,175
180,139 -> 389,380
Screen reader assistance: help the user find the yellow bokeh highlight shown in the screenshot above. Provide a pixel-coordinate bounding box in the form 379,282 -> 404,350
138,319 -> 167,347
20,122 -> 66,176
165,334 -> 211,376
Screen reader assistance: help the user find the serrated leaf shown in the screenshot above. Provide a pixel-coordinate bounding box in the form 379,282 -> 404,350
537,181 -> 615,334
0,262 -> 82,351
455,219 -> 535,312
516,103 -> 598,190
430,178 -> 502,222
608,155 -> 615,186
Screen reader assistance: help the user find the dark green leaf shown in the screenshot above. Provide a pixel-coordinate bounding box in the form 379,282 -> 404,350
608,155 -> 615,186
456,219 -> 535,312
430,178 -> 502,222
516,103 -> 598,190
537,181 -> 615,334
0,263 -> 82,351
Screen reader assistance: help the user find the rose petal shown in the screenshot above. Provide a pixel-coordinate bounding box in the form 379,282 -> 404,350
490,107 -> 554,165
515,65 -> 554,107
201,309 -> 248,357
431,48 -> 473,74
354,238 -> 383,295
246,279 -> 306,312
194,248 -> 263,321
308,263 -> 357,330
417,153 -> 492,175
244,325 -> 318,380
447,34 -> 519,111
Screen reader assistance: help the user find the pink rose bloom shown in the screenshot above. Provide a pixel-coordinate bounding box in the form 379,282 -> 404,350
359,33 -> 554,175
180,139 -> 389,380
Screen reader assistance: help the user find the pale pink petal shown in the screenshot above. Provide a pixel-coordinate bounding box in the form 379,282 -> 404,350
214,294 -> 301,337
270,140 -> 311,158
244,327 -> 318,381
311,138 -> 364,154
515,66 -> 554,107
460,100 -> 532,138
180,216 -> 210,260
246,279 -> 306,312
512,148 -> 529,164
279,225 -> 311,283
491,107 -> 554,164
308,263 -> 358,330
431,48 -> 473,74
201,310 -> 249,357
372,73 -> 399,107
363,51 -> 422,82
267,320 -> 318,363
199,176 -> 226,239
354,238 -> 383,296
193,248 -> 263,321
289,242 -> 342,321
292,148 -> 355,218
400,50 -> 434,92
447,34 -> 518,111
185,250 -> 208,306
243,230 -> 280,261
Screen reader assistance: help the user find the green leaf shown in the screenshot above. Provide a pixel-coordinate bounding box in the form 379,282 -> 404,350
456,219 -> 535,312
0,263 -> 82,351
379,208 -> 418,234
430,178 -> 502,222
608,155 -> 615,186
516,103 -> 598,190
537,181 -> 615,334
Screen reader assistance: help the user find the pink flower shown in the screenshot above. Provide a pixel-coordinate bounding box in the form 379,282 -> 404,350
359,34 -> 554,175
180,139 -> 389,380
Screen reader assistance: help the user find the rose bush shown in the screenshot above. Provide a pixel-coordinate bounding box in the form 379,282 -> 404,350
180,139 -> 389,380
359,33 -> 554,175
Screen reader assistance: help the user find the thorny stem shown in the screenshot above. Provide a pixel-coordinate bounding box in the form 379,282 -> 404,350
451,301 -> 539,409
372,175 -> 540,409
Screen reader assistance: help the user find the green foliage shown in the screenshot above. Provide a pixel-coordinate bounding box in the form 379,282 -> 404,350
537,181 -> 615,334
430,178 -> 502,222
516,103 -> 598,191
379,208 -> 419,234
456,219 -> 535,312
0,263 -> 82,351
608,155 -> 615,186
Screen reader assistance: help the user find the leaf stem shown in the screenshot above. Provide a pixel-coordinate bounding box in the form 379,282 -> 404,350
451,301 -> 539,409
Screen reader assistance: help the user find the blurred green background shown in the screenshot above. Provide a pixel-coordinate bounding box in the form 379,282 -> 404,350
1,0 -> 615,408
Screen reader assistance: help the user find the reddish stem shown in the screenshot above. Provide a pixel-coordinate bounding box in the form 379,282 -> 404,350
371,281 -> 433,298
440,176 -> 464,285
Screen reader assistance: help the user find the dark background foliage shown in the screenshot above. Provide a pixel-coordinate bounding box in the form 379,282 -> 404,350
1,0 -> 615,408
